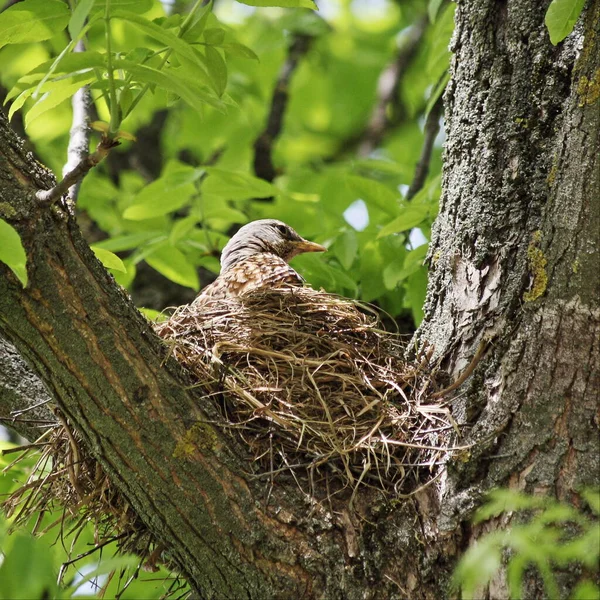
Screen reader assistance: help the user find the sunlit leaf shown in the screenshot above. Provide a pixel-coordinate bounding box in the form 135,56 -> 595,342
203,168 -> 277,200
0,219 -> 28,286
145,244 -> 199,290
205,46 -> 228,96
204,27 -> 225,46
545,0 -> 586,45
222,42 -> 259,61
347,176 -> 401,217
334,230 -> 358,270
378,206 -> 431,238
91,246 -> 127,273
0,0 -> 69,49
69,0 -> 96,40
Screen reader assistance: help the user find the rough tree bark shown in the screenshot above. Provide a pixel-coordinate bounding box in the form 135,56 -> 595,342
0,1 -> 598,599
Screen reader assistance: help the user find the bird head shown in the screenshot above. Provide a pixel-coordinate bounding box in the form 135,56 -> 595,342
220,219 -> 326,272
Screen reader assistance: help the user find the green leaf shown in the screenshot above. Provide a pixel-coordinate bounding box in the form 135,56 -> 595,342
235,0 -> 316,7
25,76 -> 96,127
170,216 -> 199,244
111,59 -> 224,113
426,3 -> 455,81
90,0 -> 153,13
204,27 -> 225,45
112,11 -> 210,80
145,244 -> 199,290
0,219 -> 27,286
571,581 -> 600,600
0,532 -> 57,600
69,0 -> 96,40
203,168 -> 277,200
334,230 -> 358,270
94,232 -> 165,252
378,206 -> 431,238
205,46 -> 228,96
347,176 -> 401,217
545,0 -> 586,45
452,533 -> 504,600
123,177 -> 196,220
0,0 -> 70,50
582,488 -> 600,515
222,42 -> 259,61
182,0 -> 212,42
138,307 -> 168,322
428,0 -> 445,22
91,246 -> 127,273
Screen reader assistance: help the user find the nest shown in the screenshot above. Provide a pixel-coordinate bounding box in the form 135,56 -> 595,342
155,287 -> 458,497
2,286 -> 461,586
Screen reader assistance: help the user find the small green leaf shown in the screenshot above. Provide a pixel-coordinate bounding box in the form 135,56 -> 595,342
0,0 -> 70,50
123,180 -> 196,220
545,0 -> 586,45
378,206 -> 431,238
334,230 -> 358,270
138,307 -> 168,322
204,27 -> 225,45
91,246 -> 127,273
235,0 -> 316,7
205,46 -> 227,96
222,42 -> 259,61
146,244 -> 199,290
0,219 -> 27,286
347,176 -> 401,217
203,168 -> 277,200
69,0 -> 96,40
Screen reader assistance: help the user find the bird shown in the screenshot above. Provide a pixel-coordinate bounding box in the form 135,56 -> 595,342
194,219 -> 326,302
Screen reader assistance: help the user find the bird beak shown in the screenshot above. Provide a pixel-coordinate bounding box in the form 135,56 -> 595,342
294,239 -> 327,254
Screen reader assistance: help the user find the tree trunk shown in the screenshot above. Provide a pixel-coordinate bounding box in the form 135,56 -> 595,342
0,1 -> 598,598
415,0 -> 600,595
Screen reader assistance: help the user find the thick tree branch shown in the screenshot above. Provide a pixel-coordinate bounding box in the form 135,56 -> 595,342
253,34 -> 313,182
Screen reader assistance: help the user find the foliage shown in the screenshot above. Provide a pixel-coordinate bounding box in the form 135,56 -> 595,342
545,0 -> 587,45
0,0 -> 453,326
0,442 -> 189,599
0,219 -> 27,286
453,488 -> 600,600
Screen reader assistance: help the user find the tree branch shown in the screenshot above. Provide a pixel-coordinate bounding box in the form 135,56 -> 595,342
35,135 -> 119,205
253,33 -> 313,182
357,17 -> 428,157
406,92 -> 444,200
62,40 -> 93,206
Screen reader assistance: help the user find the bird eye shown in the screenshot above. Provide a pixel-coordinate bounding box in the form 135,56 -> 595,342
276,224 -> 288,236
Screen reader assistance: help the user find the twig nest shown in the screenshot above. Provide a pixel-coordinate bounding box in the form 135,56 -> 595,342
155,287 -> 455,495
